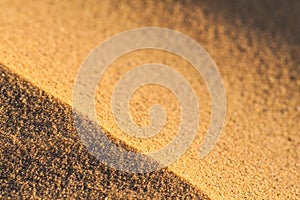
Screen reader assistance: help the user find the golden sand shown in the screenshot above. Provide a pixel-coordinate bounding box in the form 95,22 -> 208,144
0,0 -> 299,198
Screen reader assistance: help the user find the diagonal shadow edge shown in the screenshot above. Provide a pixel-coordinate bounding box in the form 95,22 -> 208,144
0,63 -> 210,199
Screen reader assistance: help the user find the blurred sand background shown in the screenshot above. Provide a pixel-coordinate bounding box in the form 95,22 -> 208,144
0,0 -> 299,199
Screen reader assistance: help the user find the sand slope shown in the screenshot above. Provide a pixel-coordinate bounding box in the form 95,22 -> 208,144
0,0 -> 299,199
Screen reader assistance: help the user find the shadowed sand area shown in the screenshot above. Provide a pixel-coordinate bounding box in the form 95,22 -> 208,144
0,65 -> 208,199
0,0 -> 299,199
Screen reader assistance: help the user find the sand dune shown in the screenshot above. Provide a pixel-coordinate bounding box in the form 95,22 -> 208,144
0,0 -> 299,199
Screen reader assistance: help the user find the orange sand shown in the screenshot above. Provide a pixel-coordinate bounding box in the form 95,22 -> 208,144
0,0 -> 299,199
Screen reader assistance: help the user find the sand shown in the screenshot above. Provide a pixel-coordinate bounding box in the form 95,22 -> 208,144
0,65 -> 207,199
0,0 -> 299,199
